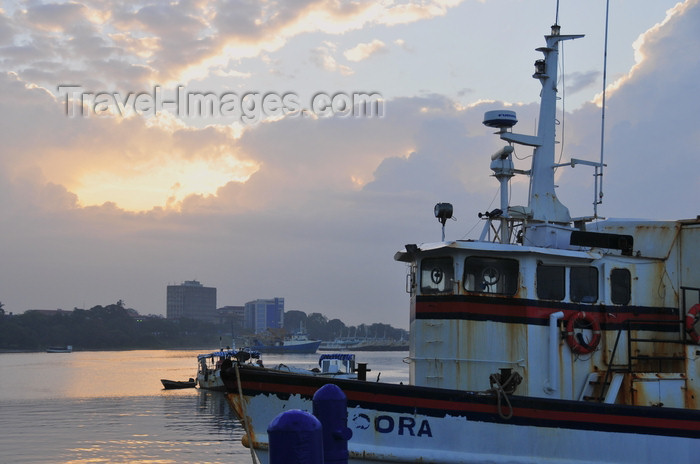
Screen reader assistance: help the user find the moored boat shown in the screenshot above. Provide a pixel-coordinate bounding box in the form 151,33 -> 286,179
160,378 -> 196,389
351,338 -> 408,351
46,345 -> 72,353
319,337 -> 362,351
197,348 -> 260,391
221,15 -> 700,464
249,332 -> 322,354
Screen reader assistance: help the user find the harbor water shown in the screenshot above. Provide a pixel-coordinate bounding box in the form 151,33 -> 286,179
0,349 -> 408,463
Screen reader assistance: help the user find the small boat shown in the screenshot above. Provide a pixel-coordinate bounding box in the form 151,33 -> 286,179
320,337 -> 408,351
351,338 -> 408,351
221,13 -> 700,464
249,331 -> 322,354
160,378 -> 196,389
46,345 -> 72,353
319,337 -> 362,351
197,348 -> 261,391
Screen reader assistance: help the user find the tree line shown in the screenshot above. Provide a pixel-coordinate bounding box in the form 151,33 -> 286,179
0,303 -> 407,351
283,310 -> 407,342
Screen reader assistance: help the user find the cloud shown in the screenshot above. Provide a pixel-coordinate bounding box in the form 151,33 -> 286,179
393,38 -> 414,53
310,41 -> 354,75
0,0 -> 465,91
563,70 -> 599,96
0,72 -> 259,211
344,39 -> 387,62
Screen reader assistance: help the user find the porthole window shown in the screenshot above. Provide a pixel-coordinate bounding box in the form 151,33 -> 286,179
420,257 -> 454,294
464,257 -> 518,295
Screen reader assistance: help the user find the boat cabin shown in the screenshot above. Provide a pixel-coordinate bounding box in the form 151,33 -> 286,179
398,212 -> 700,408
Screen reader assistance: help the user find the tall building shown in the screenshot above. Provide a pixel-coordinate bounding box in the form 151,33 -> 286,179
218,305 -> 244,332
243,298 -> 284,333
166,280 -> 217,322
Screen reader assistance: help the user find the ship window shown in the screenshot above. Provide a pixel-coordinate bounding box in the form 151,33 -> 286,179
463,257 -> 518,295
611,268 -> 631,305
420,257 -> 454,294
536,265 -> 565,300
570,267 -> 598,303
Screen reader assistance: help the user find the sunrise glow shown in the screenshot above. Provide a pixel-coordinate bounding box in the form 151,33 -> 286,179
74,156 -> 259,211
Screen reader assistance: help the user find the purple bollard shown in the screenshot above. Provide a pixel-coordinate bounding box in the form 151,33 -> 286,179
268,409 -> 323,464
313,384 -> 353,464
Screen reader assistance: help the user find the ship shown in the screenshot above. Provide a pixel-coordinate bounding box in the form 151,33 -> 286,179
320,337 -> 408,351
197,348 -> 261,391
220,19 -> 700,464
46,345 -> 72,353
248,330 -> 322,354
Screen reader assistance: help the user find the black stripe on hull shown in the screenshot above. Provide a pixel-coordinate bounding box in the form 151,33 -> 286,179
222,366 -> 700,439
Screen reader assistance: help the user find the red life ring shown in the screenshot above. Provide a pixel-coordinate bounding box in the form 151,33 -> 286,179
566,311 -> 601,355
685,304 -> 700,344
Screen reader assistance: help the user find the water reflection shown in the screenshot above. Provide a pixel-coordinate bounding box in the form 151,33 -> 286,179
0,350 -> 203,400
0,349 -> 408,463
1,392 -> 247,464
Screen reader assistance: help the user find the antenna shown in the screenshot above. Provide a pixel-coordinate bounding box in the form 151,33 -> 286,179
595,0 -> 610,219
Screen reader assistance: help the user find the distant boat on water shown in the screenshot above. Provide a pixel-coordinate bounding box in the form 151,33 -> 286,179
320,337 -> 408,351
319,337 -> 362,351
46,345 -> 72,353
352,338 -> 408,351
249,331 -> 322,354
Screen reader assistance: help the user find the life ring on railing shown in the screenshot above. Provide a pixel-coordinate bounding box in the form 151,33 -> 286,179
566,311 -> 601,355
685,304 -> 700,344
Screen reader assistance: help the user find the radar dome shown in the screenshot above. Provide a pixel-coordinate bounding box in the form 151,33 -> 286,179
483,110 -> 518,129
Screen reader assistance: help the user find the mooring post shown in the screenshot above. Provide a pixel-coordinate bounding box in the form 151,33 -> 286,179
313,384 -> 352,464
267,409 -> 323,464
356,363 -> 371,381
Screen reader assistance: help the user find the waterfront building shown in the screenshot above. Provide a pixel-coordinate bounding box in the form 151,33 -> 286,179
166,280 -> 217,322
243,298 -> 284,333
218,305 -> 244,332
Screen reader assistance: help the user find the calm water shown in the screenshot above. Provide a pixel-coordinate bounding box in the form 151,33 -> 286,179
0,349 -> 408,463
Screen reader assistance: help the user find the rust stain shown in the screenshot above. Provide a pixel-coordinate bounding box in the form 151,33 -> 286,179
225,392 -> 258,448
245,413 -> 257,446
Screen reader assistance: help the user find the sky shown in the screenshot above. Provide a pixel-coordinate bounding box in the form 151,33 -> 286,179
0,0 -> 698,328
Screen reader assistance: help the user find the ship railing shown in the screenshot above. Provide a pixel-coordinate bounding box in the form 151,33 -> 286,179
625,319 -> 687,372
595,314 -> 692,402
478,214 -> 527,245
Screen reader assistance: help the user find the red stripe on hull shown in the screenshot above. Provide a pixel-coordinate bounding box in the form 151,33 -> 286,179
415,298 -> 680,327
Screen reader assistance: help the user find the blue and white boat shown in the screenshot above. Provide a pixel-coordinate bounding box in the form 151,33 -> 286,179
249,332 -> 322,354
221,16 -> 700,464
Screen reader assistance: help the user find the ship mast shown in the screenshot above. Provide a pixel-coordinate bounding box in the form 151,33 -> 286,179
495,25 -> 583,246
